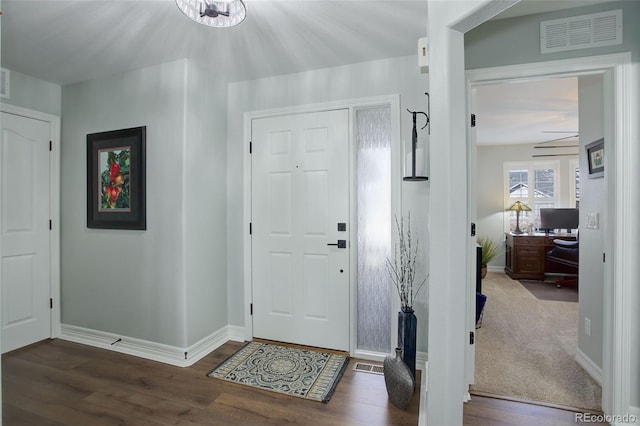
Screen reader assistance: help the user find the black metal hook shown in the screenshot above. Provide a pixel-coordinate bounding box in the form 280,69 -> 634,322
406,93 -> 431,134
406,109 -> 429,130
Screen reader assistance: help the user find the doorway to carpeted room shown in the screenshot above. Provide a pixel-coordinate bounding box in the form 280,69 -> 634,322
471,272 -> 601,411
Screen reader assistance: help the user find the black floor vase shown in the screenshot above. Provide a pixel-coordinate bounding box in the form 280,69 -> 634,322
398,308 -> 417,378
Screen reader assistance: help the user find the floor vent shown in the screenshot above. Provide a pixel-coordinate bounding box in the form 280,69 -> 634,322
353,362 -> 384,375
540,9 -> 622,54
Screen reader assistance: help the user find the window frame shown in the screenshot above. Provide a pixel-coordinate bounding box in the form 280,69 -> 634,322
503,160 -> 561,232
569,158 -> 580,209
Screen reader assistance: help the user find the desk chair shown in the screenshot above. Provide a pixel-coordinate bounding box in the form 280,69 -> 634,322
545,239 -> 579,288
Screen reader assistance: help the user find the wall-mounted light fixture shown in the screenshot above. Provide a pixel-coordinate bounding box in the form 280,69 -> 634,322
404,93 -> 429,181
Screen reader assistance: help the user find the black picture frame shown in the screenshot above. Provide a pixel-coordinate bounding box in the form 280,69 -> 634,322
585,138 -> 604,179
87,126 -> 146,230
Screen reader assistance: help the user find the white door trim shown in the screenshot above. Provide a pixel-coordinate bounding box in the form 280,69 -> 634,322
466,52 -> 636,417
242,94 -> 402,355
0,103 -> 61,340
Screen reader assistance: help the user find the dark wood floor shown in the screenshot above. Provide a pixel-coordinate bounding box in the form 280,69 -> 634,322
2,339 -> 607,425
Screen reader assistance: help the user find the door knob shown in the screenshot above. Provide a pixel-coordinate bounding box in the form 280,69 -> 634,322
327,240 -> 347,249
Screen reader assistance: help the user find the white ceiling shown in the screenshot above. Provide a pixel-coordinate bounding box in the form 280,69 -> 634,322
1,0 -> 429,86
475,77 -> 579,146
0,1 -> 610,146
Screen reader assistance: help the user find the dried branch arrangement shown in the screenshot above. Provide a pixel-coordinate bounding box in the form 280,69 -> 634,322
386,214 -> 427,312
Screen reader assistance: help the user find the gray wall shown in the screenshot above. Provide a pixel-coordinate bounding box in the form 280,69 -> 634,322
465,1 -> 640,69
577,74 -> 605,370
184,62 -> 229,345
227,55 -> 430,352
1,69 -> 61,116
62,60 -> 187,347
476,144 -> 578,268
61,59 -> 228,348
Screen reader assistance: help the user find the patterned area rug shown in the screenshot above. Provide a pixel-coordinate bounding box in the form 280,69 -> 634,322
207,341 -> 350,403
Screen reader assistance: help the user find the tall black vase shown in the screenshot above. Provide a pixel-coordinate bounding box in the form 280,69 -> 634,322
398,308 -> 417,378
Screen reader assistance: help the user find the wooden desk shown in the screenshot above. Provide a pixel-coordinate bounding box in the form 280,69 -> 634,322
504,233 -> 577,280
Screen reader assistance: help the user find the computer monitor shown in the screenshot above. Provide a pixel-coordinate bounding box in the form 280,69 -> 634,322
539,208 -> 579,233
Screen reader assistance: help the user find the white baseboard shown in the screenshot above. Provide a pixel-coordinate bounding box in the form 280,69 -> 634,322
353,349 -> 387,363
575,347 -> 603,386
417,351 -> 428,370
59,324 -> 235,368
59,323 -> 428,374
487,265 -> 504,273
353,349 -> 428,371
419,361 -> 428,426
227,325 -> 246,342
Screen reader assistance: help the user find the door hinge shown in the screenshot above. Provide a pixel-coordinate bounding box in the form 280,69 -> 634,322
50,298 -> 53,309
469,331 -> 475,345
49,141 -> 53,151
250,303 -> 253,315
603,253 -> 606,262
49,220 -> 52,230
470,223 -> 476,237
470,114 -> 476,128
249,222 -> 252,235
249,141 -> 252,154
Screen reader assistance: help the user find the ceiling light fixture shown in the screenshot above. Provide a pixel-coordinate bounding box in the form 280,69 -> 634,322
176,0 -> 246,28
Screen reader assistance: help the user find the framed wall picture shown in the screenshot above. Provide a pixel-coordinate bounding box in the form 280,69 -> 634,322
585,138 -> 604,179
87,126 -> 146,229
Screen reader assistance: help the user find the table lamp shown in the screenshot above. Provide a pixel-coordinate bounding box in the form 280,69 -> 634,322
506,201 -> 532,234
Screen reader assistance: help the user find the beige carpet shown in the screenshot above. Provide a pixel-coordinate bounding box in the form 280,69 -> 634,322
471,272 -> 601,411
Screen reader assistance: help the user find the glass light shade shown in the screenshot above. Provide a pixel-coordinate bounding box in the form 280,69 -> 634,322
506,200 -> 531,212
176,0 -> 246,28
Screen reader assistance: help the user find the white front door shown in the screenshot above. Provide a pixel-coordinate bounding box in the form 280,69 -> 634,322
1,111 -> 52,353
251,109 -> 350,351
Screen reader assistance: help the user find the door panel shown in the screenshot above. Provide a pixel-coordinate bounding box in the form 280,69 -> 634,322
1,112 -> 51,353
252,109 -> 349,351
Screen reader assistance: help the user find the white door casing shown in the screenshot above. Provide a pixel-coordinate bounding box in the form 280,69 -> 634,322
465,96 -> 479,397
465,52 -> 634,418
251,109 -> 350,351
1,110 -> 52,353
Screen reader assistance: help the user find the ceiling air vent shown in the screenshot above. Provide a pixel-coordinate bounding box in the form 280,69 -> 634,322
540,9 -> 622,54
0,68 -> 9,99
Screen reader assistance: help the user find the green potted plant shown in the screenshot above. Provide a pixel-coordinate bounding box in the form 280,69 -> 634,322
477,236 -> 501,279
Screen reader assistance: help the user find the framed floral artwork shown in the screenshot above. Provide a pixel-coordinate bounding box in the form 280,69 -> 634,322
585,138 -> 604,179
87,126 -> 146,229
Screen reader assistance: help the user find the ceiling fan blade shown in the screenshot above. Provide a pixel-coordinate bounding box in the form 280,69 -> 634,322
536,135 -> 579,145
532,153 -> 579,157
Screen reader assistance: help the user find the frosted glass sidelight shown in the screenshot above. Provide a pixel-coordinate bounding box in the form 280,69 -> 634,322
356,107 -> 392,353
